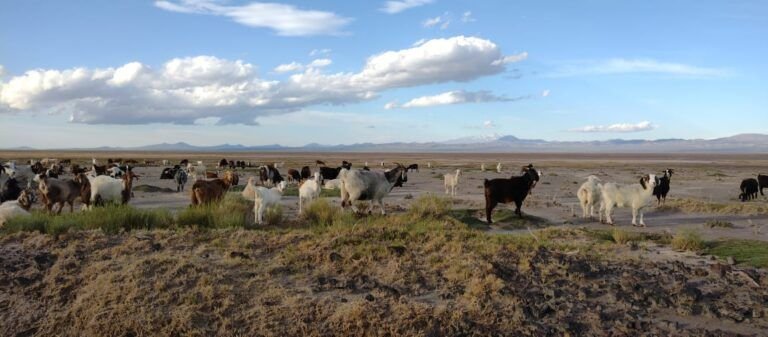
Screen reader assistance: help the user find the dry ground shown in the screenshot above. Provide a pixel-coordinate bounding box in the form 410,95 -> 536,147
1,151 -> 768,336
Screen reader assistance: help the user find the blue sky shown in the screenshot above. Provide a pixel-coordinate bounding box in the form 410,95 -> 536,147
1,0 -> 766,148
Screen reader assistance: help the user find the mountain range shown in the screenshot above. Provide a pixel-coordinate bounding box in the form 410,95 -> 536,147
6,134 -> 768,153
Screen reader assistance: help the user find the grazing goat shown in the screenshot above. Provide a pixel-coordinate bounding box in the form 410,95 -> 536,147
1,177 -> 22,203
89,169 -> 138,207
484,165 -> 541,223
599,174 -> 659,227
323,178 -> 342,190
444,169 -> 461,197
286,169 -> 301,183
407,164 -> 419,172
174,169 -> 188,192
652,169 -> 674,206
37,173 -> 91,213
758,174 -> 768,196
160,166 -> 178,179
740,178 -> 759,202
577,175 -> 602,218
300,166 -> 312,180
253,181 -> 286,224
190,171 -> 237,206
339,164 -> 408,215
299,172 -> 322,214
0,190 -> 35,227
259,165 -> 283,186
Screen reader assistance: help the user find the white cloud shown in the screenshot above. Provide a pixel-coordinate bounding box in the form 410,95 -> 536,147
554,58 -> 729,77
309,48 -> 331,56
423,16 -> 442,28
541,89 -> 550,97
309,58 -> 332,68
381,0 -> 433,14
0,65 -> 5,78
383,101 -> 399,110
570,121 -> 657,133
154,0 -> 351,36
400,90 -> 511,108
274,62 -> 304,73
412,38 -> 427,47
483,120 -> 495,128
461,11 -> 475,23
440,20 -> 450,30
491,52 -> 529,66
0,36 -> 522,125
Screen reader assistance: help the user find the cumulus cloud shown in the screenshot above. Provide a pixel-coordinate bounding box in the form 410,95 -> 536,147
423,16 -> 442,28
309,59 -> 332,68
274,62 -> 304,73
0,36 -> 524,125
383,101 -> 399,110
570,121 -> 656,133
553,58 -> 729,77
400,90 -> 511,108
492,52 -> 529,66
483,120 -> 495,128
309,48 -> 331,56
0,65 -> 5,78
541,89 -> 550,97
154,0 -> 351,36
381,0 -> 433,14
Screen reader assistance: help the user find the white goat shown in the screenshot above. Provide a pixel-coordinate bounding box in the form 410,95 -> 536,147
496,162 -> 503,173
323,178 -> 342,190
0,190 -> 34,227
299,172 -> 322,214
444,169 -> 461,197
599,174 -> 659,227
253,181 -> 286,224
480,163 -> 486,172
241,176 -> 258,201
108,166 -> 123,178
88,170 -> 138,207
186,163 -> 207,181
338,165 -> 407,215
577,175 -> 602,218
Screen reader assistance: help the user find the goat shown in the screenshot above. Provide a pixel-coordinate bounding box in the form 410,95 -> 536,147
241,176 -> 258,201
599,174 -> 659,227
218,158 -> 228,169
299,172 -> 322,214
758,174 -> 768,196
37,173 -> 91,213
444,169 -> 461,197
406,163 -> 419,172
484,165 -> 541,223
339,164 -> 408,215
319,166 -> 343,182
286,169 -> 301,183
427,162 -> 432,168
160,167 -> 177,179
88,169 -> 138,207
190,171 -> 237,206
259,165 -> 283,186
316,160 -> 327,167
108,166 -> 124,179
162,159 -> 169,166
740,178 -> 759,202
1,178 -> 22,203
186,163 -> 207,181
0,189 -> 35,227
577,175 -> 602,218
300,166 -> 312,180
480,163 -> 486,172
205,171 -> 219,179
71,164 -> 87,175
323,178 -> 342,190
253,181 -> 286,224
174,169 -> 188,192
496,162 -> 503,173
91,164 -> 108,176
341,161 -> 352,170
652,169 -> 674,206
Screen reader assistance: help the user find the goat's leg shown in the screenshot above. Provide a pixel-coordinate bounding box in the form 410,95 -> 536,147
378,199 -> 386,215
631,207 -> 638,226
69,201 -> 74,213
486,201 -> 497,224
639,211 -> 645,227
515,201 -> 523,217
605,205 -> 613,225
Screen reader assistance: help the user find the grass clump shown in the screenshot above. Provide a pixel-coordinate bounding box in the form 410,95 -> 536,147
177,193 -> 251,229
263,204 -> 284,226
3,205 -> 173,236
665,198 -> 768,215
407,194 -> 452,220
704,219 -> 735,228
705,240 -> 768,268
611,228 -> 635,244
302,199 -> 353,227
671,229 -> 704,252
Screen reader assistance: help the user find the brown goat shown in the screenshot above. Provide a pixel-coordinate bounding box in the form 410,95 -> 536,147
37,173 -> 92,214
190,171 -> 237,206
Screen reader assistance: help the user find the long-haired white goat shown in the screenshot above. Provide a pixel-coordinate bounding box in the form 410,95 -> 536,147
577,175 -> 602,218
444,169 -> 461,197
253,181 -> 286,224
599,174 -> 659,227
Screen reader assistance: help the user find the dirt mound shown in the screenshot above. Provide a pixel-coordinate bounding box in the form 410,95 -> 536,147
1,227 -> 767,336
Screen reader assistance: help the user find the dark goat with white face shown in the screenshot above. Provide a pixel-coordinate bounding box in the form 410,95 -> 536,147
483,164 -> 541,223
652,168 -> 674,206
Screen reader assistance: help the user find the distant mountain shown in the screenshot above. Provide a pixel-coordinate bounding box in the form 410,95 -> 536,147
5,133 -> 768,153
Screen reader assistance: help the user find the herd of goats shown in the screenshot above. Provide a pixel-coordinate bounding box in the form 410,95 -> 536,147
0,157 -> 767,227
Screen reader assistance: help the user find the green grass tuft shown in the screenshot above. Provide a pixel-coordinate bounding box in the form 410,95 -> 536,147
704,240 -> 768,268
671,229 -> 704,252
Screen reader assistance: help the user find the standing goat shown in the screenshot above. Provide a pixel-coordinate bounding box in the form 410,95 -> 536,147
484,165 -> 540,223
652,168 -> 674,206
577,175 -> 602,218
758,174 -> 768,196
740,178 -> 759,202
191,171 -> 237,206
37,173 -> 91,213
444,169 -> 461,197
0,189 -> 35,227
599,174 -> 659,227
496,162 -> 503,173
254,181 -> 286,224
339,164 -> 408,215
298,172 -> 322,214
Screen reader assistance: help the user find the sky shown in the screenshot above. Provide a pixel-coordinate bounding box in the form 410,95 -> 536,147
0,0 -> 766,148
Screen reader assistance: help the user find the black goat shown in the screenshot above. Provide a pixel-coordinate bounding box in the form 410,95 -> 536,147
319,166 -> 343,181
0,177 -> 22,203
652,168 -> 674,206
484,164 -> 541,223
758,174 -> 768,196
342,161 -> 352,170
406,163 -> 419,172
300,166 -> 312,180
740,178 -> 759,202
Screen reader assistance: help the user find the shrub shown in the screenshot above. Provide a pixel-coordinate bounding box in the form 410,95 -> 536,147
302,199 -> 352,227
3,206 -> 173,236
611,228 -> 634,244
407,194 -> 452,219
263,204 -> 284,226
671,229 -> 703,252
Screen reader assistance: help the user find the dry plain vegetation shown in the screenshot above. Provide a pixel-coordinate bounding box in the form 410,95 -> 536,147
1,151 -> 768,336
